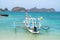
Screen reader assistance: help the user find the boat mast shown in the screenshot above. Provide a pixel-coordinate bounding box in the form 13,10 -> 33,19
25,10 -> 30,27
25,10 -> 28,18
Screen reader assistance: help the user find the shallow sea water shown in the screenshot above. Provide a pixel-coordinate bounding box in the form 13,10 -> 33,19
0,12 -> 60,40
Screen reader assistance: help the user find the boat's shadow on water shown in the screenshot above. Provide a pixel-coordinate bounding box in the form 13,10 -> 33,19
13,26 -> 51,40
13,26 -> 50,34
25,30 -> 50,40
10,26 -> 52,40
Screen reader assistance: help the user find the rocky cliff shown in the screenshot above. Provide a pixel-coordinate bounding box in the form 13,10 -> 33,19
0,7 -> 56,12
27,7 -> 56,12
12,7 -> 25,12
0,8 -> 9,12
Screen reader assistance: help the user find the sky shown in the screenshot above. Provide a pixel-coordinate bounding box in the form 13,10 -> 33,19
0,0 -> 60,11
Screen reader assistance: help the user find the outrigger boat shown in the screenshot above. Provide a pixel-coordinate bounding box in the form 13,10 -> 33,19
24,12 -> 42,33
13,12 -> 49,34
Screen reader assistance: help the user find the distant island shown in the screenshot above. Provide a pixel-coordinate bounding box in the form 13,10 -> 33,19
0,8 -> 9,12
0,7 -> 56,12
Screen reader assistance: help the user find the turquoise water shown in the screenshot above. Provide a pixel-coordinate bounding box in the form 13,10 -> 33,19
0,12 -> 60,40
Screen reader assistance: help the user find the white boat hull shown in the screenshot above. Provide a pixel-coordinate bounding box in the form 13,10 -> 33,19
27,28 -> 39,34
